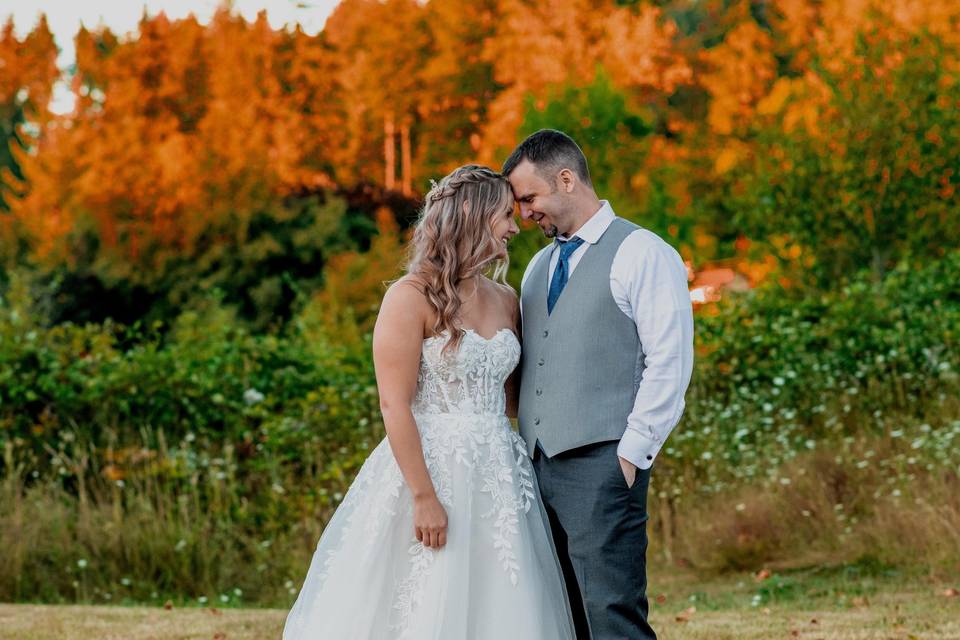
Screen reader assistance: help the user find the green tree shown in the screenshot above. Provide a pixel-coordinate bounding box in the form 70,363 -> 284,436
519,67 -> 652,204
508,68 -> 699,285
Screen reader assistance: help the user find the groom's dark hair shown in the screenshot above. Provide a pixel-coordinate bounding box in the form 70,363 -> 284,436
501,129 -> 593,188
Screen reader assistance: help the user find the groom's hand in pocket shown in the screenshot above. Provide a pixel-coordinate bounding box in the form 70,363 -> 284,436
618,455 -> 637,488
414,493 -> 448,549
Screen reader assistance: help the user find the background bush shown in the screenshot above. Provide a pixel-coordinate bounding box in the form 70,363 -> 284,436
2,251 -> 958,604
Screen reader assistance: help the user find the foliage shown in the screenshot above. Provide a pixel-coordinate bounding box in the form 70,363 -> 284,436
511,68 -> 698,273
519,67 -> 652,207
3,251 -> 960,599
720,26 -> 960,287
663,251 -> 960,497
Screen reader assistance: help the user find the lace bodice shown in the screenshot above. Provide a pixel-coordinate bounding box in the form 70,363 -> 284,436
411,328 -> 520,416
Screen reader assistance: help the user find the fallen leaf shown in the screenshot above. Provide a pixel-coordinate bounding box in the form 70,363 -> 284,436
754,568 -> 772,582
942,588 -> 959,598
790,630 -> 800,637
655,593 -> 667,605
675,606 -> 696,622
208,607 -> 223,615
163,600 -> 173,610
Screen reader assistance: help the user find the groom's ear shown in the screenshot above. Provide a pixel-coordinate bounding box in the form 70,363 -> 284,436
558,168 -> 576,194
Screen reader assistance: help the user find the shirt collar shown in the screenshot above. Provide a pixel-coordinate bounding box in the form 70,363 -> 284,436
556,200 -> 615,245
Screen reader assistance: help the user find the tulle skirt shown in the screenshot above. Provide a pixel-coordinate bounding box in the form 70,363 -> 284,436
282,411 -> 576,639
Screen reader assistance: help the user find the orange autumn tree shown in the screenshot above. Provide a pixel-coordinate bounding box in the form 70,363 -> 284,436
9,8 -> 346,288
477,0 -> 605,164
414,0 -> 501,180
0,15 -> 58,262
696,0 -> 960,287
324,0 -> 429,191
667,0 -> 960,285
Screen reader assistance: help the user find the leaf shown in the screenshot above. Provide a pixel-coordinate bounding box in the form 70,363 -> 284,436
675,606 -> 696,622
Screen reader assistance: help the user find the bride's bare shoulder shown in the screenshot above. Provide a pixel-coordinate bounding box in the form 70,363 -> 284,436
389,273 -> 428,295
382,274 -> 430,310
376,275 -> 432,338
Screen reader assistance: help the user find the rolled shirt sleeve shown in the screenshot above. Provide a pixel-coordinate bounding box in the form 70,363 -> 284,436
612,232 -> 694,470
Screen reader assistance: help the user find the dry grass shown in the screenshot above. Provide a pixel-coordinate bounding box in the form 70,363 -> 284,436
647,568 -> 960,639
649,442 -> 960,574
1,570 -> 957,640
0,603 -> 278,640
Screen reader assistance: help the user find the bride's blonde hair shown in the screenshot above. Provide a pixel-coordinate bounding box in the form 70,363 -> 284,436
406,164 -> 513,353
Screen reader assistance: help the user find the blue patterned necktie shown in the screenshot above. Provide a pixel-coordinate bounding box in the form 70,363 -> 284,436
547,236 -> 585,315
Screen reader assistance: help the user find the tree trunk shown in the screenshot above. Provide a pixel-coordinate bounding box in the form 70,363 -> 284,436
384,112 -> 395,191
400,121 -> 412,196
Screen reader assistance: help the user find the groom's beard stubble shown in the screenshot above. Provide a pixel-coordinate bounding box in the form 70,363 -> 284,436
543,224 -> 558,238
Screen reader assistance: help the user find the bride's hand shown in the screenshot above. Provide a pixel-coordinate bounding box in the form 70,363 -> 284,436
414,493 -> 448,549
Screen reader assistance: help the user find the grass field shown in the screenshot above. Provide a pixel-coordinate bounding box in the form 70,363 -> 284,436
1,564 -> 957,639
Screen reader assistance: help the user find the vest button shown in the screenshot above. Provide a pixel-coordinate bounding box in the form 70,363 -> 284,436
542,330 -> 549,338
534,417 -> 540,425
537,358 -> 544,366
535,388 -> 542,396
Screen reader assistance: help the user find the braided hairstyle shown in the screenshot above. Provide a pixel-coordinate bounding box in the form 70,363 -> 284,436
406,164 -> 513,354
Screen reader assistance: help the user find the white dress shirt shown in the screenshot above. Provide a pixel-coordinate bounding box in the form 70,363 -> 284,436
520,201 -> 694,470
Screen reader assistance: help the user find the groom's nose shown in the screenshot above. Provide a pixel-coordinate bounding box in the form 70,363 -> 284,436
518,202 -> 533,220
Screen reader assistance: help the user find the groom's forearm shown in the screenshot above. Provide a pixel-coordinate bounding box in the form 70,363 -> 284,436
619,307 -> 694,469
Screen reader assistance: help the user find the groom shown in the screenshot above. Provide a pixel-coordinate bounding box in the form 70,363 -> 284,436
504,129 -> 694,639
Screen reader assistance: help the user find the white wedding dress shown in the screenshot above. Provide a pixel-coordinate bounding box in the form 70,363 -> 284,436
282,327 -> 576,639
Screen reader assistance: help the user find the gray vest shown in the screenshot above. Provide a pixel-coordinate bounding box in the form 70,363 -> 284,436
518,217 -> 643,457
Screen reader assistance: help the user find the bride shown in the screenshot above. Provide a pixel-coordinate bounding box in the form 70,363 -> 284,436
282,165 -> 576,639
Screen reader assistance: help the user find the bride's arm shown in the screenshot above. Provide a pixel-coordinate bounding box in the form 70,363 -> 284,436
373,280 -> 447,549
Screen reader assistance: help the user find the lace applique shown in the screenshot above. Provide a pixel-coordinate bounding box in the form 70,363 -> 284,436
482,433 -> 536,586
392,542 -> 437,637
312,444 -> 406,591
411,328 -> 519,416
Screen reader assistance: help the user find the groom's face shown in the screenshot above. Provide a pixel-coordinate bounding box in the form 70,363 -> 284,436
506,159 -> 567,239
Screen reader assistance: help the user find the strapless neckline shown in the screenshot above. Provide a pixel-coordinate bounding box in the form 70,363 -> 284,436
423,327 -> 517,344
